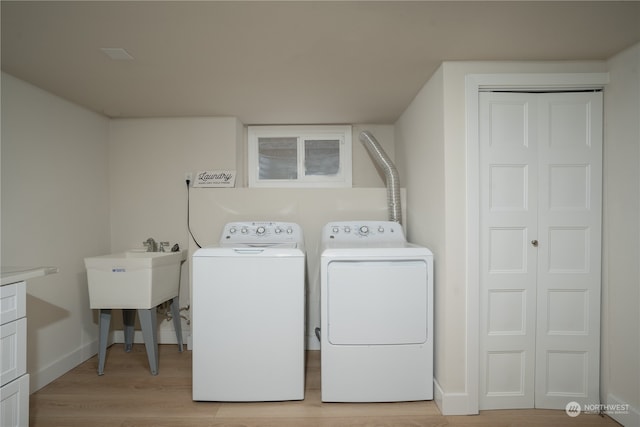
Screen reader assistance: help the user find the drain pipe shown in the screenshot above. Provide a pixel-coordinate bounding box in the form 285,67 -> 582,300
359,130 -> 402,224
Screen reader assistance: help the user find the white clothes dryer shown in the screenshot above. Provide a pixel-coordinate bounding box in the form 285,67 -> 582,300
320,220 -> 433,402
192,221 -> 305,401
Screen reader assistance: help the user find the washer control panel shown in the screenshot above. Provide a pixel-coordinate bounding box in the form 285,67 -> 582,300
220,221 -> 302,244
323,221 -> 405,242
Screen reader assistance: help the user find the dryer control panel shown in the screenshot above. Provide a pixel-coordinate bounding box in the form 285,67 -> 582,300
322,221 -> 406,242
220,221 -> 303,244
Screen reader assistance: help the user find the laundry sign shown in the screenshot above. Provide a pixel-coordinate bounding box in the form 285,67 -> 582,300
194,170 -> 236,188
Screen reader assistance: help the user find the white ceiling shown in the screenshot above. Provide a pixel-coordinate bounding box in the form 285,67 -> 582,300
2,1 -> 640,125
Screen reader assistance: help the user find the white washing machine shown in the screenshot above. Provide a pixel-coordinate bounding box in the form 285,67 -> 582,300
192,221 -> 305,401
320,220 -> 433,402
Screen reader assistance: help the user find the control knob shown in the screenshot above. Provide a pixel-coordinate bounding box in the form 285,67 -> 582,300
256,226 -> 266,236
359,225 -> 370,236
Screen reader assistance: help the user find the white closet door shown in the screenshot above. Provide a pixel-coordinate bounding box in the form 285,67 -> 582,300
479,91 -> 602,410
534,92 -> 602,409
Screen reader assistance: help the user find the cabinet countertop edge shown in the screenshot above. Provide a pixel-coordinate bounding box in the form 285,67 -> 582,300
1,266 -> 58,286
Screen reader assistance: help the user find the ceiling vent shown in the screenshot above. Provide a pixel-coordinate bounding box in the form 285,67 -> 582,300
100,48 -> 134,60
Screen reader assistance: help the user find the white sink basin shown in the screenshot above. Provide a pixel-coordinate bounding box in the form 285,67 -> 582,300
85,250 -> 187,309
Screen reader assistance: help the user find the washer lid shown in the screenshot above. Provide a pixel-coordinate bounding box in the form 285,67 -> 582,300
219,241 -> 298,249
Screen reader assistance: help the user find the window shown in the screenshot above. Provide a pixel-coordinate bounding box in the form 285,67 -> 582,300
248,125 -> 352,187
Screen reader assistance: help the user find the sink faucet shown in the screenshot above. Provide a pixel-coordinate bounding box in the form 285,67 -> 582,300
143,238 -> 158,252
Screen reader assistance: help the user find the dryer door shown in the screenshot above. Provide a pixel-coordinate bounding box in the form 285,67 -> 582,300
327,260 -> 428,345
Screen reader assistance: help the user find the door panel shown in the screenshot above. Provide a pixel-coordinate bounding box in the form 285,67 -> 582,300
479,91 -> 602,410
535,92 -> 602,409
480,93 -> 537,409
327,260 -> 428,345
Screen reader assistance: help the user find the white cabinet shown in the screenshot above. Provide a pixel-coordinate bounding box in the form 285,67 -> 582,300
1,281 -> 29,427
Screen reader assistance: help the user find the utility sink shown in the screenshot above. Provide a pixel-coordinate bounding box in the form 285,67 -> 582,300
85,250 -> 187,309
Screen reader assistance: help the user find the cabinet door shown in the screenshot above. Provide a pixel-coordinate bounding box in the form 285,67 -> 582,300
479,91 -> 602,410
0,373 -> 30,427
1,282 -> 26,325
1,318 -> 27,387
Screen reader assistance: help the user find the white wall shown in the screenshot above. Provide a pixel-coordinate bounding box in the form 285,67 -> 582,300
394,64 -> 449,402
107,117 -> 243,341
107,118 -> 395,347
602,42 -> 640,426
108,120 -> 392,255
108,117 -> 242,254
395,60 -> 611,415
1,72 -> 111,391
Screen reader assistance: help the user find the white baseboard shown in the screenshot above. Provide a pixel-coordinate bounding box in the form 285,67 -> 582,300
30,339 -> 98,393
306,334 -> 320,350
434,378 -> 477,415
607,393 -> 640,427
116,331 -> 317,349
112,329 -> 190,346
432,383 -> 638,422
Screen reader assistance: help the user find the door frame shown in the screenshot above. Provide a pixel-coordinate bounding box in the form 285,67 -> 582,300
464,73 -> 609,413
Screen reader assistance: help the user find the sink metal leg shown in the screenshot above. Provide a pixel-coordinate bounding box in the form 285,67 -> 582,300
97,309 -> 111,376
138,308 -> 159,375
169,297 -> 184,352
122,309 -> 136,352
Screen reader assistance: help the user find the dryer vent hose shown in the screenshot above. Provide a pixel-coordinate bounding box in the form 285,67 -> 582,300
359,130 -> 402,224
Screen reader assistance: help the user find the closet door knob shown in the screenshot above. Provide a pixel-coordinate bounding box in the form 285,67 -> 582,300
531,240 -> 539,247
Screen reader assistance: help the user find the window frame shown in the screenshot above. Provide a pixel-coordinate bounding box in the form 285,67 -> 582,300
248,125 -> 352,188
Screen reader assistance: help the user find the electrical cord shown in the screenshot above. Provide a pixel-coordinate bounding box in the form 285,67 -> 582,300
186,179 -> 202,248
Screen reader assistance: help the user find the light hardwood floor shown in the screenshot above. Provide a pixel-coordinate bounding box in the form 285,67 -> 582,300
30,345 -> 620,427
